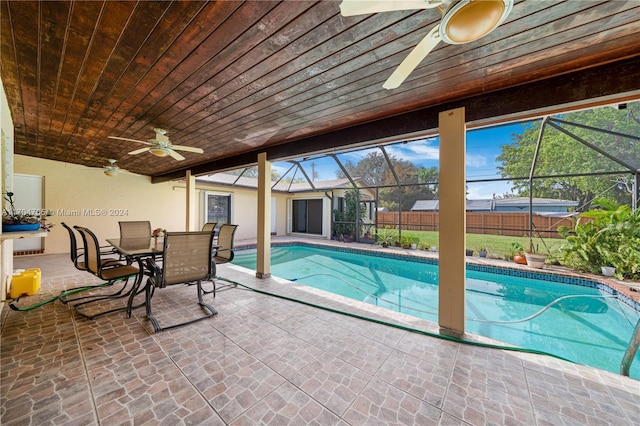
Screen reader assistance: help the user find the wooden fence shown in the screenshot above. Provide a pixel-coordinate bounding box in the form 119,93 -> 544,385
376,212 -> 581,238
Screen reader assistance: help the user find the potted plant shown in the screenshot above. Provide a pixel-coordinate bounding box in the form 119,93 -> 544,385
601,266 -> 616,277
410,236 -> 420,250
2,191 -> 54,232
478,246 -> 488,258
599,249 -> 619,278
525,240 -> 548,269
508,242 -> 527,265
465,248 -> 474,256
400,235 -> 412,249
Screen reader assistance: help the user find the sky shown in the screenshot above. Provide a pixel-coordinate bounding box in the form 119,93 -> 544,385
271,119 -> 536,200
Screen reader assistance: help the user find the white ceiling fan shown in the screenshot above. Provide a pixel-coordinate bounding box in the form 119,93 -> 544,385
108,128 -> 204,161
340,0 -> 514,89
103,159 -> 127,177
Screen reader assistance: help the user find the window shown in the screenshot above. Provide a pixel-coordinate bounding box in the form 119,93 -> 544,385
205,193 -> 231,225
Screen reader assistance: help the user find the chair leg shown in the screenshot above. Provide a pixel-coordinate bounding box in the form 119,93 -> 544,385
200,280 -> 216,297
197,281 -> 217,315
70,276 -> 134,308
72,275 -> 145,320
147,280 -> 217,333
145,278 -> 162,332
59,278 -> 126,304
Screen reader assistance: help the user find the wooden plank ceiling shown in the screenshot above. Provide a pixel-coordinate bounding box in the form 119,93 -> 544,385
2,0 -> 640,182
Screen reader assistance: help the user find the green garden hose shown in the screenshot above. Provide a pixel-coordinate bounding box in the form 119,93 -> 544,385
9,281 -> 114,311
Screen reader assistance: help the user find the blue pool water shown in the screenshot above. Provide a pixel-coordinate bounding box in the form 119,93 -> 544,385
232,244 -> 640,378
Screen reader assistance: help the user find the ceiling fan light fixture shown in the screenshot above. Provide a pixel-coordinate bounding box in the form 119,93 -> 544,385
440,0 -> 513,45
104,168 -> 119,177
149,147 -> 170,157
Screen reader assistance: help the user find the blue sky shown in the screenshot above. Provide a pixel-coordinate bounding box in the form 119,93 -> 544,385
271,120 -> 535,199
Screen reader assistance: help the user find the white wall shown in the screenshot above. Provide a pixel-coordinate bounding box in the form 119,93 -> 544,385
1,77 -> 14,303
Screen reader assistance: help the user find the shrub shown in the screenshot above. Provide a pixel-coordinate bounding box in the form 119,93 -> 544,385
558,204 -> 640,279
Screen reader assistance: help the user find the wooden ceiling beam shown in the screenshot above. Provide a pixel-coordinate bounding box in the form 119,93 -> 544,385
152,55 -> 640,183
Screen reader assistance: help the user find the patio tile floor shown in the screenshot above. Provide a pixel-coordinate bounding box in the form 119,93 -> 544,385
1,252 -> 639,425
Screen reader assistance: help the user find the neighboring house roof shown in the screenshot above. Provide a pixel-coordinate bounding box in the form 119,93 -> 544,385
494,197 -> 578,208
411,197 -> 577,211
411,200 -> 439,211
466,199 -> 494,211
411,199 -> 495,211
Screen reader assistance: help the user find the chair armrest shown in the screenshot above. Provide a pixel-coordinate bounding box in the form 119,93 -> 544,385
100,246 -> 118,254
145,258 -> 164,288
213,248 -> 234,263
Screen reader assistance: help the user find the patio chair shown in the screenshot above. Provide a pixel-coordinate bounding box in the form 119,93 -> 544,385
206,224 -> 238,297
118,220 -> 158,262
144,231 -> 217,332
59,222 -> 122,303
119,220 -> 152,238
71,226 -> 141,319
202,222 -> 217,232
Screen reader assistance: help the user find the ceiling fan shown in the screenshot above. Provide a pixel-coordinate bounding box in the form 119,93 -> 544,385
340,0 -> 514,89
103,159 -> 126,177
108,128 -> 204,161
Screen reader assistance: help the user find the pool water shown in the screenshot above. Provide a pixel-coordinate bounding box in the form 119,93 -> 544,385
232,244 -> 640,378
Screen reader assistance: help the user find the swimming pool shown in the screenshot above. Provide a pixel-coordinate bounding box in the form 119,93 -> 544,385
232,243 -> 640,378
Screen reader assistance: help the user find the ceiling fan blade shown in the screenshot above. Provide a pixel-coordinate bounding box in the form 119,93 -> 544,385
108,136 -> 152,145
383,24 -> 441,89
339,0 -> 440,16
171,145 -> 204,154
168,149 -> 185,161
127,147 -> 150,156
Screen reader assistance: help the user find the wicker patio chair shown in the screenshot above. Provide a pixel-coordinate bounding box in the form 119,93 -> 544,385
144,231 -> 217,332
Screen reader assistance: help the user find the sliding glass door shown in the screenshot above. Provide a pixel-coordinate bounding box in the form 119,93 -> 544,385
291,199 -> 322,235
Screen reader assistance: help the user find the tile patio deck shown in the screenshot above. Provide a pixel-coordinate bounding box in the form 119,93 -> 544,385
1,248 -> 639,425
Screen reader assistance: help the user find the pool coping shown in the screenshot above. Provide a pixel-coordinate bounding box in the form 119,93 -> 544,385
234,238 -> 640,313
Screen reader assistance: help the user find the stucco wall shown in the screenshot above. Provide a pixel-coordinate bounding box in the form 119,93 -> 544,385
13,156 -> 294,254
14,155 -> 188,253
1,77 -> 15,303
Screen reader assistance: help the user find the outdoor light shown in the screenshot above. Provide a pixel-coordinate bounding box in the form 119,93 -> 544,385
149,147 -> 170,157
439,0 -> 513,45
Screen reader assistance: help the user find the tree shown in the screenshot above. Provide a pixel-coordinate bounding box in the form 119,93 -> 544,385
332,188 -> 364,239
497,103 -> 639,209
380,162 -> 438,211
337,152 -> 439,211
337,151 -> 388,187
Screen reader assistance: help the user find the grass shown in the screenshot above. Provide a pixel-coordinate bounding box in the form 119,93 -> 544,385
373,228 -> 564,260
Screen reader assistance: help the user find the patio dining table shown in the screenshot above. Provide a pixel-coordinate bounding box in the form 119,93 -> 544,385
107,236 -> 164,317
107,235 -> 220,318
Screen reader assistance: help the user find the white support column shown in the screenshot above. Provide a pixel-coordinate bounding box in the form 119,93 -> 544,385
438,107 -> 466,337
185,170 -> 196,231
256,152 -> 271,278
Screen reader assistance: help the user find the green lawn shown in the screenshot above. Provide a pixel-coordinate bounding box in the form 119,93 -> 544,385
373,229 -> 563,260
